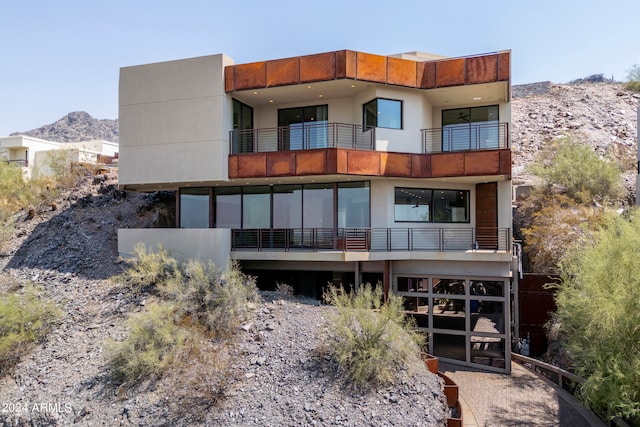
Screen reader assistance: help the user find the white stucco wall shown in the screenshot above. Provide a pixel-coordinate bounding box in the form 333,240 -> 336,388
118,54 -> 234,187
117,228 -> 232,269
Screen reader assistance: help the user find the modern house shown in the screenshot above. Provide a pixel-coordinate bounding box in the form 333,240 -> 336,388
117,49 -> 517,372
0,135 -> 119,178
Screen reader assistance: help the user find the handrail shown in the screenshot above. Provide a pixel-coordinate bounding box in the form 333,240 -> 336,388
422,122 -> 509,153
511,353 -> 583,390
4,159 -> 28,167
232,227 -> 511,252
230,122 -> 375,154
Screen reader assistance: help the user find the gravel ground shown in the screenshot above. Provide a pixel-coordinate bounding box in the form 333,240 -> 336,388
0,175 -> 447,426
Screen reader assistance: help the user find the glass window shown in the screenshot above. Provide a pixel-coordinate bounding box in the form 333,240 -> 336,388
179,187 -> 209,228
278,105 -> 328,150
337,182 -> 370,228
303,183 -> 334,229
433,299 -> 466,331
395,188 -> 469,223
470,280 -> 504,297
432,278 -> 466,295
433,333 -> 466,362
470,301 -> 505,334
397,276 -> 427,293
471,336 -> 505,368
243,186 -> 270,229
273,185 -> 302,228
395,188 -> 431,222
215,187 -> 241,228
442,105 -> 499,151
363,98 -> 402,129
232,99 -> 254,153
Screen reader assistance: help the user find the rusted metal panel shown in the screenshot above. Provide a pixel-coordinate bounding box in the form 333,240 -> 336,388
380,152 -> 412,176
356,52 -> 387,84
336,50 -> 357,79
387,57 -> 417,87
431,152 -> 465,176
336,148 -> 349,173
411,154 -> 431,177
497,51 -> 510,81
466,54 -> 498,85
228,156 -> 238,178
325,149 -> 338,174
300,52 -> 336,83
465,151 -> 500,175
232,61 -> 267,91
347,150 -> 380,175
266,151 -> 296,176
296,150 -> 327,175
435,58 -> 465,87
266,57 -> 300,87
237,153 -> 267,177
224,66 -> 234,92
499,150 -> 512,175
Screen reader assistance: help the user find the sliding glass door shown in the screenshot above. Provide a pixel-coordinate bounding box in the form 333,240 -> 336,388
278,105 -> 328,150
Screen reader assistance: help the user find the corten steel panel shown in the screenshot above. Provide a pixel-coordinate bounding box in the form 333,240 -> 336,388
431,152 -> 465,176
380,152 -> 412,177
435,58 -> 466,87
411,154 -> 431,177
465,151 -> 500,175
296,151 -> 327,175
420,61 -> 436,89
233,62 -> 267,91
266,57 -> 300,87
267,151 -> 296,176
224,66 -> 235,92
387,57 -> 417,87
300,52 -> 336,83
228,156 -> 238,179
466,55 -> 498,85
347,150 -> 381,175
336,50 -> 357,79
500,149 -> 512,175
325,149 -> 338,174
336,148 -> 349,173
356,52 -> 387,83
497,51 -> 511,81
237,154 -> 267,178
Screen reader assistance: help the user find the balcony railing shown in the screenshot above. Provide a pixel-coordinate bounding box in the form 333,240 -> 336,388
231,227 -> 510,252
230,122 -> 375,154
422,122 -> 509,153
4,159 -> 28,167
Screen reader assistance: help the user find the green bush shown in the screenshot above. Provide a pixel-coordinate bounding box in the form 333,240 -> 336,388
325,283 -> 425,388
530,136 -> 624,204
554,210 -> 640,421
106,302 -> 184,383
624,64 -> 640,93
0,285 -> 61,375
116,243 -> 181,294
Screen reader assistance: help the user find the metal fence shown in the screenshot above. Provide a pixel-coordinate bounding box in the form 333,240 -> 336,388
422,122 -> 509,153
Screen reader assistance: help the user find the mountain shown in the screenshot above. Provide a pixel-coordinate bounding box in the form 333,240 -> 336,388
10,111 -> 119,143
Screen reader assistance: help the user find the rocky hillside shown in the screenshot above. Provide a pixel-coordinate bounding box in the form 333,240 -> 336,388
10,111 -> 119,143
511,81 -> 639,188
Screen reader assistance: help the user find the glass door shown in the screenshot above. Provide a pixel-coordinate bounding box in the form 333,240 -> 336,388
278,105 -> 328,150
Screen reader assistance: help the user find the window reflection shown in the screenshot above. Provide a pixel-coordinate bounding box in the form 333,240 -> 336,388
179,187 -> 209,228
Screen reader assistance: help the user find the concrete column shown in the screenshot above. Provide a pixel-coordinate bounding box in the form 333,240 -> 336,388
354,261 -> 360,291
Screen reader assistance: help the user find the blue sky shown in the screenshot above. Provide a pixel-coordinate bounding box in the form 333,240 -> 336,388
1,0 -> 638,137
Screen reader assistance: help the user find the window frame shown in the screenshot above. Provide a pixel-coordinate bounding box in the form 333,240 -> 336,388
394,187 -> 470,223
363,98 -> 403,130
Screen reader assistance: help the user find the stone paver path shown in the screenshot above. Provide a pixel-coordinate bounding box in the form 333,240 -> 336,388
440,361 -> 605,427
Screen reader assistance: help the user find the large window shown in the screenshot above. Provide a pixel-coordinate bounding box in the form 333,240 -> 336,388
363,98 -> 402,129
442,105 -> 499,151
337,182 -> 370,228
242,186 -> 270,228
179,187 -> 210,228
395,188 -> 469,223
273,185 -> 302,228
214,187 -> 241,228
232,99 -> 254,153
302,183 -> 334,229
278,105 -> 328,150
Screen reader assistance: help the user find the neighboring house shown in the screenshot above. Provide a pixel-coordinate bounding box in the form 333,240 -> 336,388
117,49 -> 517,372
0,135 -> 118,178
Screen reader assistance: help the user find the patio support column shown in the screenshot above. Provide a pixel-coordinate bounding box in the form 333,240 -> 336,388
383,260 -> 390,302
354,261 -> 360,292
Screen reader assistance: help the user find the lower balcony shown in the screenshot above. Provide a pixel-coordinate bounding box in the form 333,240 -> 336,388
231,227 -> 511,253
422,123 -> 509,153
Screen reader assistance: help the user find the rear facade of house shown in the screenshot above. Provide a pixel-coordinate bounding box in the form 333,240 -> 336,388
117,49 -> 518,373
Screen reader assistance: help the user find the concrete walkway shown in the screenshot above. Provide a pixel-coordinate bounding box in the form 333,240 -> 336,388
440,361 -> 605,427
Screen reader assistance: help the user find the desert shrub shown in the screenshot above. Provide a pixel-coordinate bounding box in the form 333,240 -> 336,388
554,210 -> 640,421
0,285 -> 61,375
624,64 -> 640,93
116,243 -> 181,294
106,302 -> 184,383
529,136 -> 624,204
521,194 -> 611,273
325,283 -> 424,388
